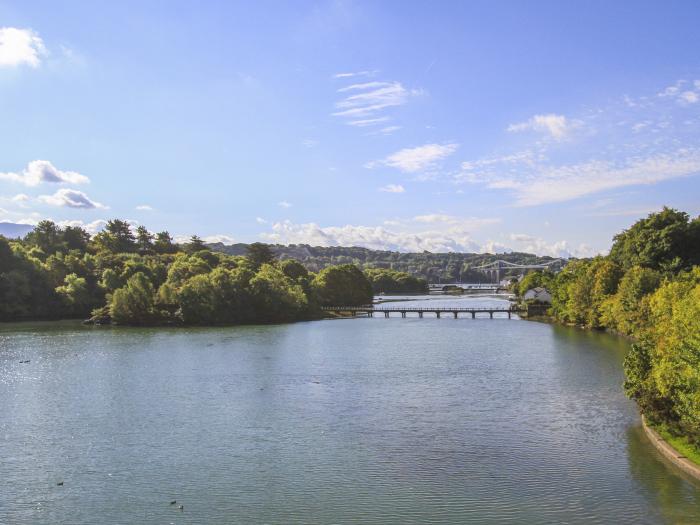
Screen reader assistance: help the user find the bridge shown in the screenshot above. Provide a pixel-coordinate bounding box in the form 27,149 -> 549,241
322,306 -> 520,319
473,259 -> 564,283
427,283 -> 503,292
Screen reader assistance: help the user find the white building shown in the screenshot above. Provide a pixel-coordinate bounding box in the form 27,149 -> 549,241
523,287 -> 552,304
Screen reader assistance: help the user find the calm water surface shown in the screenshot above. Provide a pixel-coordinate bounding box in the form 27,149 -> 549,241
1,295 -> 699,524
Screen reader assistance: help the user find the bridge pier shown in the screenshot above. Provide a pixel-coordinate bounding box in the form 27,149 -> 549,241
418,311 -> 423,318
489,311 -> 493,319
384,311 -> 390,318
436,311 -> 441,318
508,311 -> 511,319
401,311 -> 406,318
453,311 -> 458,319
471,312 -> 476,319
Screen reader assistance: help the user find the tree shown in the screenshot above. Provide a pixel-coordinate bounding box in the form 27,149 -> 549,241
93,219 -> 137,253
249,264 -> 308,322
186,235 -> 207,253
154,231 -> 177,254
110,272 -> 156,324
246,242 -> 276,269
56,273 -> 92,315
312,264 -> 373,306
610,207 -> 700,272
25,220 -> 62,255
63,226 -> 90,251
136,226 -> 154,253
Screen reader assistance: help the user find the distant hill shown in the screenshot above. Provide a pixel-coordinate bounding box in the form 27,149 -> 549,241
0,222 -> 33,239
207,242 -> 564,283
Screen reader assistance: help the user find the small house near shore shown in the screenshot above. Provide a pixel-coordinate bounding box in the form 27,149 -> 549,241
523,287 -> 552,304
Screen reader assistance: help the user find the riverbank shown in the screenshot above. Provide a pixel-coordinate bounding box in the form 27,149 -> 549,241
642,417 -> 700,482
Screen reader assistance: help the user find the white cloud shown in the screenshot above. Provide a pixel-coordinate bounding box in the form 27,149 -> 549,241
56,219 -> 108,235
508,233 -> 596,258
680,91 -> 699,104
348,116 -> 390,127
202,234 -> 235,244
261,220 -> 483,252
278,200 -> 292,208
378,184 -> 405,193
135,204 -> 153,211
11,193 -> 30,204
333,70 -> 377,79
38,189 -> 106,209
507,114 -> 572,140
658,80 -> 700,105
256,217 -> 268,224
368,143 -> 458,173
459,148 -> 700,206
260,215 -> 501,253
0,27 -> 46,68
333,81 -> 411,119
0,160 -> 89,186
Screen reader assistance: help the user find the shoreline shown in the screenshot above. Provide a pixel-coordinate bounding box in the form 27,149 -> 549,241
642,416 -> 700,482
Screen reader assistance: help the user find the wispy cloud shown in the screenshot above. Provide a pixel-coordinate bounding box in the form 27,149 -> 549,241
332,76 -> 420,129
378,184 -> 405,193
38,189 -> 106,209
460,148 -> 700,206
368,143 -> 458,173
507,113 -> 574,140
333,70 -> 378,79
135,204 -> 153,211
457,79 -> 700,207
0,160 -> 89,186
278,200 -> 292,208
0,27 -> 46,68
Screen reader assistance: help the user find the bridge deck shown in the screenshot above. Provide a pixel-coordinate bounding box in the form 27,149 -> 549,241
322,306 -> 520,319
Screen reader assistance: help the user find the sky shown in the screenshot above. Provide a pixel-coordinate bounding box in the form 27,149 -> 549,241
1,0 -> 700,257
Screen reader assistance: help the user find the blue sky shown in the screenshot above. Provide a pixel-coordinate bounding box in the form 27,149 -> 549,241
1,0 -> 699,256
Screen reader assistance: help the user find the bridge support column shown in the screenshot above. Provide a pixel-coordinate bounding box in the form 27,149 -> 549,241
489,311 -> 493,319
418,311 -> 423,318
508,311 -> 511,319
401,311 -> 406,318
436,311 -> 441,318
453,311 -> 458,319
384,311 -> 390,318
471,312 -> 476,319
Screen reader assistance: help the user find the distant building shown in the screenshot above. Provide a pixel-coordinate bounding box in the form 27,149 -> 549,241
523,287 -> 552,304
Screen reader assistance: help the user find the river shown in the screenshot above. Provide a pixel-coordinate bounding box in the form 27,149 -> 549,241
1,294 -> 699,524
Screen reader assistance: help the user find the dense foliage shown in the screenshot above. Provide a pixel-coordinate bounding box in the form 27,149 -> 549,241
364,268 -> 428,294
518,207 -> 700,447
0,220 -> 374,325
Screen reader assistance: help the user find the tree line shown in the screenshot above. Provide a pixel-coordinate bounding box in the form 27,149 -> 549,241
513,207 -> 700,451
0,219 -> 426,325
209,241 -> 558,284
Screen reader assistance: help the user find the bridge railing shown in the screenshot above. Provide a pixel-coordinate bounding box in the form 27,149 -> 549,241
321,306 -> 519,312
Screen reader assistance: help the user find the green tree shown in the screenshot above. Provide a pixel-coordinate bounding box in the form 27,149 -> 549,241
154,231 -> 177,254
93,219 -> 137,253
25,220 -> 62,255
186,235 -> 207,253
136,226 -> 154,253
610,207 -> 700,272
312,264 -> 373,306
110,272 -> 156,324
246,242 -> 276,269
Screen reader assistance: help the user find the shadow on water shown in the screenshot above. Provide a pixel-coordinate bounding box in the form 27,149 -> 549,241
626,425 -> 700,524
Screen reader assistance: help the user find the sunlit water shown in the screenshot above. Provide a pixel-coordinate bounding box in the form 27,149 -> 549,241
1,295 -> 699,524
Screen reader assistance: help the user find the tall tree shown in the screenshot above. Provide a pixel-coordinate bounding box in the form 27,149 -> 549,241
136,226 -> 154,253
246,242 -> 276,269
